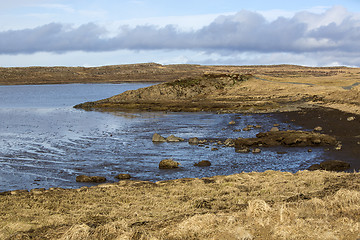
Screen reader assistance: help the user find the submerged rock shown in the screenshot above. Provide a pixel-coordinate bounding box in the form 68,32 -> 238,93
115,174 -> 131,180
236,147 -> 250,153
76,175 -> 106,183
194,160 -> 211,167
159,159 -> 180,169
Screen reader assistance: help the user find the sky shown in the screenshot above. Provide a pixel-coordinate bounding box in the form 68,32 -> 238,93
1,0 -> 360,67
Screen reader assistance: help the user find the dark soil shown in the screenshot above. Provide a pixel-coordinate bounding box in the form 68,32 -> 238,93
275,107 -> 360,170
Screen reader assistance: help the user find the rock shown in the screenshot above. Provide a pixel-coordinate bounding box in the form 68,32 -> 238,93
308,149 -> 313,152
224,138 -> 234,146
115,174 -> 131,180
314,126 -> 323,131
189,137 -> 200,145
273,124 -> 280,127
194,160 -> 211,167
335,143 -> 342,150
166,135 -> 185,142
211,147 -> 219,151
270,127 -> 279,132
252,148 -> 261,153
243,127 -> 251,131
152,133 -> 166,142
308,160 -> 350,171
10,190 -> 29,195
76,175 -> 106,183
347,116 -> 356,121
229,121 -> 236,125
30,188 -> 46,194
236,147 -> 250,153
255,125 -> 262,129
159,159 -> 180,169
311,138 -> 322,144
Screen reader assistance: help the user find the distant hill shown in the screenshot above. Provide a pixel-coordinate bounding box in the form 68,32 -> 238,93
1,63 -> 360,86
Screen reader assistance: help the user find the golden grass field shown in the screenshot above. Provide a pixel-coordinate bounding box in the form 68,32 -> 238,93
1,170 -> 360,240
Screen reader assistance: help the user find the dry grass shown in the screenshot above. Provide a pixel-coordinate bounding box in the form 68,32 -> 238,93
1,170 -> 360,239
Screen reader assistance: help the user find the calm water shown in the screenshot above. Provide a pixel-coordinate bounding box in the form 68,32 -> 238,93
0,83 -> 324,191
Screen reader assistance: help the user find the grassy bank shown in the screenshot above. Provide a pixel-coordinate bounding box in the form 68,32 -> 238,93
1,170 -> 360,239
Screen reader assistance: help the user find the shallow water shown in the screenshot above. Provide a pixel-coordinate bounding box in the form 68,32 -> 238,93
0,83 -> 325,191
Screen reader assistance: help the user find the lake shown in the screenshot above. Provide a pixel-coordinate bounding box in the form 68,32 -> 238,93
0,83 -> 324,191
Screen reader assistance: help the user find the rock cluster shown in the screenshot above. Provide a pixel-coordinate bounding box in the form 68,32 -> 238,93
235,130 -> 337,149
152,133 -> 184,143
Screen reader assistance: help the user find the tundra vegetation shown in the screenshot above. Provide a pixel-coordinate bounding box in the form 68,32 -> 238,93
1,170 -> 360,239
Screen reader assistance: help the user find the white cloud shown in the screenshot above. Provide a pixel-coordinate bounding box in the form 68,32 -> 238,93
1,6 -> 360,67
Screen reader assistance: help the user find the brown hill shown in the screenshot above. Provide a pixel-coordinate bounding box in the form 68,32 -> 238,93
74,68 -> 360,115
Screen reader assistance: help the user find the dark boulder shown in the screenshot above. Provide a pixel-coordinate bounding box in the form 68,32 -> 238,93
76,175 -> 106,183
115,174 -> 131,180
308,160 -> 350,172
320,160 -> 350,171
194,160 -> 211,167
159,159 -> 180,169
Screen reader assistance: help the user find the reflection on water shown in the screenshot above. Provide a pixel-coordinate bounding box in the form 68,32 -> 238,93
0,83 -> 324,191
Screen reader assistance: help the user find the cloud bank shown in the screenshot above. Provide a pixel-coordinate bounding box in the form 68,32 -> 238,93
1,6 -> 359,66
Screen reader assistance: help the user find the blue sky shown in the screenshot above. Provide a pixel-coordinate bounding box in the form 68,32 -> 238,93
1,0 -> 360,67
